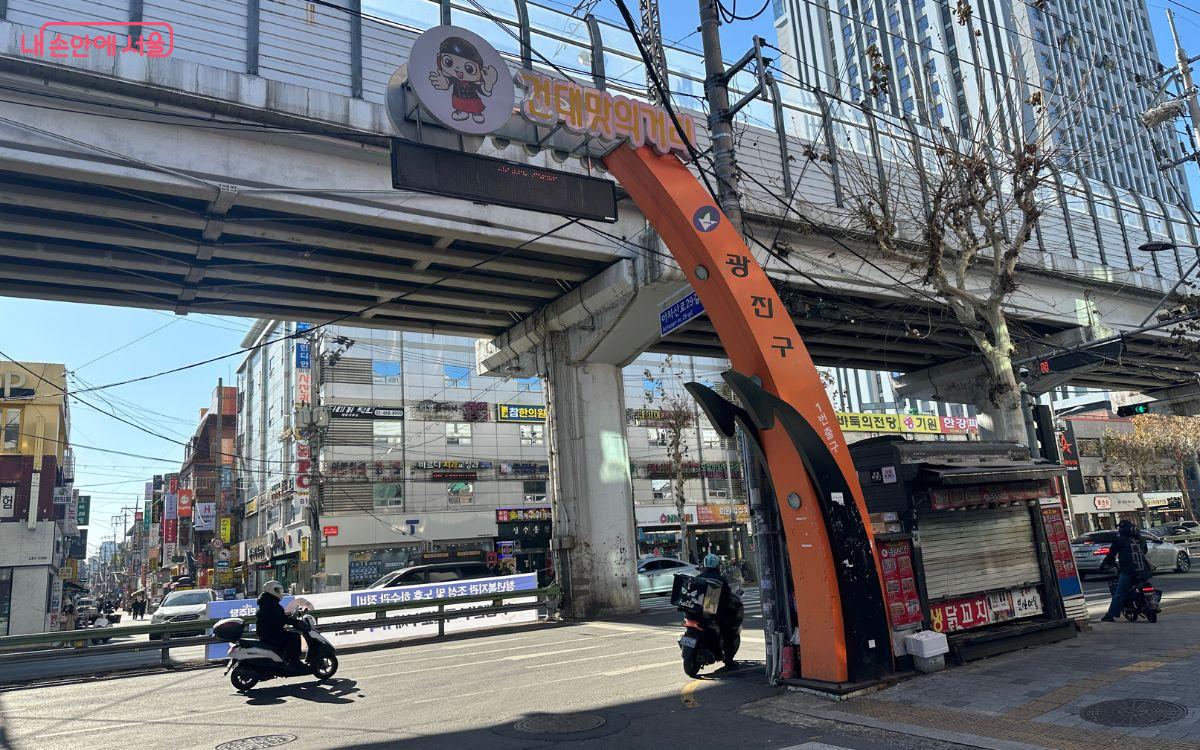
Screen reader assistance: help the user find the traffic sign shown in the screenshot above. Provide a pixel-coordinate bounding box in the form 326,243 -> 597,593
210,538 -> 224,550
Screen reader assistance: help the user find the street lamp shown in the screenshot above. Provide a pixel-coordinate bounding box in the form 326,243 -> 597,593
1137,241 -> 1200,326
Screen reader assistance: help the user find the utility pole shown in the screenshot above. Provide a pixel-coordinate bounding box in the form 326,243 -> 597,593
1168,9 -> 1200,155
639,0 -> 670,106
699,0 -> 743,230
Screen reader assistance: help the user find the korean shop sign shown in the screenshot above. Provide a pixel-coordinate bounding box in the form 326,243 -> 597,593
496,404 -> 546,423
515,71 -> 697,156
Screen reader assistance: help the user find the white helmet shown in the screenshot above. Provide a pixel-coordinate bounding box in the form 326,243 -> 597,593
261,580 -> 286,599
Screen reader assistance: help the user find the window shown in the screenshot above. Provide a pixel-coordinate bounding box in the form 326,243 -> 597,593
446,422 -> 472,446
1109,476 -> 1133,492
1077,438 -> 1103,457
374,422 -> 404,450
372,360 -> 401,384
443,364 -> 470,388
917,15 -> 929,31
373,483 -> 404,510
701,428 -> 721,449
515,376 -> 542,393
647,428 -> 670,447
708,478 -> 732,499
1,408 -> 18,451
523,480 -> 548,503
651,479 -> 670,500
1084,475 -> 1107,493
895,55 -> 906,70
520,424 -> 544,446
448,481 -> 474,504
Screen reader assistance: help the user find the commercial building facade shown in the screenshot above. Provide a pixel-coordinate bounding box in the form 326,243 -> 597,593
0,362 -> 73,635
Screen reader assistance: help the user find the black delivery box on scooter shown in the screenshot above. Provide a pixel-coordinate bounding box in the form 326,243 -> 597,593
670,574 -> 721,615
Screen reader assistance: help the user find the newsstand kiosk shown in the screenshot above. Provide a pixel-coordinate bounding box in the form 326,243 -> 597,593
849,437 -> 1084,665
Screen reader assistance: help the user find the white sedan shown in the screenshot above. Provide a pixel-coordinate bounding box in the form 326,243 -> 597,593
637,557 -> 700,596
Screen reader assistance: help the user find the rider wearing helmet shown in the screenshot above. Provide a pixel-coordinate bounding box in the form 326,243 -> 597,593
694,553 -> 743,669
1100,520 -> 1152,622
256,581 -> 304,668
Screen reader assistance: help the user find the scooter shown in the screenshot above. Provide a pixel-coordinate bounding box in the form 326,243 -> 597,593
214,615 -> 339,691
671,574 -> 743,678
1109,578 -> 1163,623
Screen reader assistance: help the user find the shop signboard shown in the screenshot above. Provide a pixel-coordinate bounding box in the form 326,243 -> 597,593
495,507 -> 551,523
432,471 -> 476,480
838,412 -> 942,434
930,594 -> 990,633
497,521 -> 551,540
63,492 -> 78,535
194,502 -> 216,531
204,573 -> 539,659
694,504 -> 750,525
634,504 -> 696,526
496,404 -> 546,422
328,404 -> 405,419
322,525 -> 339,537
177,489 -> 192,518
219,517 -> 232,543
53,486 -> 70,505
244,496 -> 258,516
879,540 -> 923,628
0,485 -> 14,519
497,462 -> 549,478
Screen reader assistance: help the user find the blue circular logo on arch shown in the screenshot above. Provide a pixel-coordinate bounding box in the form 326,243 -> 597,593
692,205 -> 721,233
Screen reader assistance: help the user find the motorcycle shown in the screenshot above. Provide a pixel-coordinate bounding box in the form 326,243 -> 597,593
1108,578 -> 1162,623
671,574 -> 742,678
214,615 -> 339,691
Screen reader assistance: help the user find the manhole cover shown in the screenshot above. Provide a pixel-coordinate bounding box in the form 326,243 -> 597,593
1080,699 -> 1188,727
513,713 -> 607,734
215,735 -> 298,750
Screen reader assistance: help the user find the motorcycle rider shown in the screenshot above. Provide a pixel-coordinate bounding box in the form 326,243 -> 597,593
1100,520 -> 1153,622
256,580 -> 305,669
695,553 -> 743,670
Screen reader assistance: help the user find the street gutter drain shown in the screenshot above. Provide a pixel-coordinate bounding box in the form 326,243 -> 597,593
1080,699 -> 1188,727
215,735 -> 298,750
513,713 -> 607,734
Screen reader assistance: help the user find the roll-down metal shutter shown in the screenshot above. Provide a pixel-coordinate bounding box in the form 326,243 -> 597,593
918,507 -> 1042,600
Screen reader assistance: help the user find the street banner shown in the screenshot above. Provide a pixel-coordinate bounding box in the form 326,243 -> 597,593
194,502 -> 216,531
204,573 -> 538,659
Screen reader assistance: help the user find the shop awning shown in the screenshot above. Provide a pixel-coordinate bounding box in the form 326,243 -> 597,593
919,462 -> 1066,485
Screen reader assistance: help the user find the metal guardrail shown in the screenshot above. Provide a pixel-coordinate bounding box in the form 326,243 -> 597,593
0,586 -> 560,666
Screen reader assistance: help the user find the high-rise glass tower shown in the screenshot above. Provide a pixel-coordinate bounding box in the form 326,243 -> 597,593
771,0 -> 1192,203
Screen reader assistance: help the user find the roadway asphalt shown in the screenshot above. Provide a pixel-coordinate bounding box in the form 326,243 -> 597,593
0,593 -> 966,750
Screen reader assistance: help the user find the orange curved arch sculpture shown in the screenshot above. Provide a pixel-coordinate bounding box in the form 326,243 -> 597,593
603,144 -> 891,684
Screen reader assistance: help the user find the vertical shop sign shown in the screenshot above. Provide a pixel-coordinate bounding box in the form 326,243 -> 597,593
1039,499 -> 1083,597
878,540 -> 922,628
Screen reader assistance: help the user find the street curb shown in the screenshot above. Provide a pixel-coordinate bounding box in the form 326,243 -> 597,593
796,705 -> 1052,750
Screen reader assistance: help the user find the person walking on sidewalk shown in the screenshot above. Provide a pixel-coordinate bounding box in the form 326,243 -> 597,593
1101,520 -> 1153,622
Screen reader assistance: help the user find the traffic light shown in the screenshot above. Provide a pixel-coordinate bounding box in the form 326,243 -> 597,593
1117,403 -> 1151,417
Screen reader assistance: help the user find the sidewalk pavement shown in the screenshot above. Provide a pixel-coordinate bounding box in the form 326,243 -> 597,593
746,601 -> 1200,749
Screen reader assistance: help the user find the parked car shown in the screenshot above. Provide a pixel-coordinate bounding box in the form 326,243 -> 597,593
637,557 -> 700,596
1149,522 -> 1200,544
367,561 -> 494,589
1071,530 -> 1191,578
149,589 -> 219,639
147,596 -> 162,615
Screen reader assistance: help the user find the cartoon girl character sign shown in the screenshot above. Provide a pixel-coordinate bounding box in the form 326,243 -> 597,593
405,26 -> 515,136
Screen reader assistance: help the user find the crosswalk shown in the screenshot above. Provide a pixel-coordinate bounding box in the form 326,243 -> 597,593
638,589 -> 762,614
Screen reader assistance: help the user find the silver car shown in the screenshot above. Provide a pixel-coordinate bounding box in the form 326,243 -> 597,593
1071,530 -> 1191,577
636,557 -> 700,596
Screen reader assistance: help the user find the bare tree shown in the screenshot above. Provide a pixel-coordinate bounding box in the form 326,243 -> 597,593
796,5 -> 1115,441
643,356 -> 696,561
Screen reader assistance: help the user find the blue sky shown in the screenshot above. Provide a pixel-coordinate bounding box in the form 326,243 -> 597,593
6,1 -> 1200,556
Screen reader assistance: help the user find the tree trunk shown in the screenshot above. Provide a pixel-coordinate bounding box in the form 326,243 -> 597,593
673,441 -> 689,562
980,315 -> 1026,444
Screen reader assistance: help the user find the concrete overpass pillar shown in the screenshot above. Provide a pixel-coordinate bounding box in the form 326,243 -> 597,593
543,331 -> 639,618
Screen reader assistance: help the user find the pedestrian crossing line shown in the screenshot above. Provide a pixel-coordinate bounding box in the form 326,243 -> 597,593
602,659 -> 680,676
527,645 -> 676,669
